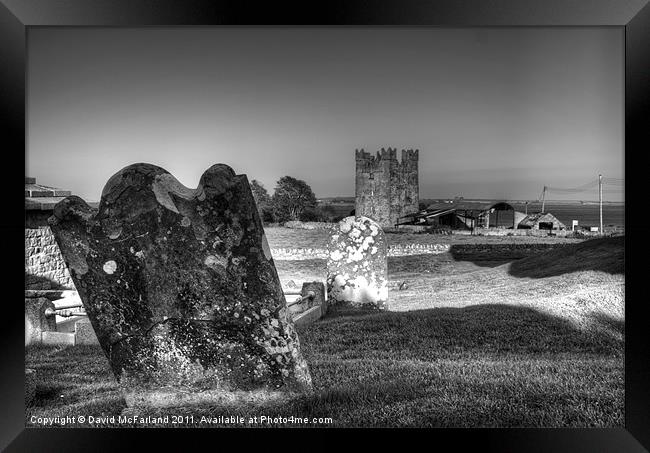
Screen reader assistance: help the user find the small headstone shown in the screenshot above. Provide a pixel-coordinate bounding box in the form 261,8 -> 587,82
49,163 -> 312,408
326,216 -> 388,309
301,281 -> 327,314
24,297 -> 56,345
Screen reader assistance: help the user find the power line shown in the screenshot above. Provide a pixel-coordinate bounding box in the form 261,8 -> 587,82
545,180 -> 599,193
537,177 -> 624,196
535,176 -> 623,231
543,177 -> 623,193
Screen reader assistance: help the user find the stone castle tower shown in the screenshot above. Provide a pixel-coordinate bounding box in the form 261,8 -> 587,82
355,148 -> 419,228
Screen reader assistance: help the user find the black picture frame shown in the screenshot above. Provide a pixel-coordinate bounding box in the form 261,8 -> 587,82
2,0 -> 649,450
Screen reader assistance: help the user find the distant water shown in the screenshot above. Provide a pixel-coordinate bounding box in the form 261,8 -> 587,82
510,202 -> 625,228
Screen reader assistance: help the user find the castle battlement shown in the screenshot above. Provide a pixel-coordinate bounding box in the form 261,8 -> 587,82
355,148 -> 419,172
355,148 -> 395,162
401,148 -> 419,162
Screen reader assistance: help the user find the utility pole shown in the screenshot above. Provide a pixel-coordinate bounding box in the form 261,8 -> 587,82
599,174 -> 603,234
541,186 -> 546,213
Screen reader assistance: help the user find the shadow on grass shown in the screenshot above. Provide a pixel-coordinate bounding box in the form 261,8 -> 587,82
32,385 -> 65,405
448,244 -> 546,267
309,303 -> 623,358
290,303 -> 624,426
25,344 -> 127,420
507,236 -> 623,278
24,304 -> 624,428
591,311 -> 625,338
447,236 -> 623,278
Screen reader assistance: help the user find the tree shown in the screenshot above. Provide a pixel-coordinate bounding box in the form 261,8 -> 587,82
272,176 -> 317,222
250,179 -> 275,224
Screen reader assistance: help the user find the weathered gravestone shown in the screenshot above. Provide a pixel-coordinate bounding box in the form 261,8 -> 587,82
49,163 -> 312,408
326,216 -> 388,309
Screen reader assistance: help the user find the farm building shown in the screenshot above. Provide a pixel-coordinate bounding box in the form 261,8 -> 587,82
516,212 -> 566,231
398,200 -> 525,230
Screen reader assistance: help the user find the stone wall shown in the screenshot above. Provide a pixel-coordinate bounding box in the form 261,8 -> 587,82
25,227 -> 75,290
387,243 -> 450,256
355,148 -> 419,228
283,221 -> 334,230
473,227 -> 570,237
272,247 -> 329,260
271,242 -> 570,261
271,243 -> 450,260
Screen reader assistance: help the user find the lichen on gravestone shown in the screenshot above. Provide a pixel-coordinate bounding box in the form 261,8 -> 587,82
49,163 -> 312,408
326,216 -> 388,309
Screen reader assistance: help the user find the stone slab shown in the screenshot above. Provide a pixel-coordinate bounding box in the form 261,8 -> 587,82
293,306 -> 323,327
41,331 -> 76,346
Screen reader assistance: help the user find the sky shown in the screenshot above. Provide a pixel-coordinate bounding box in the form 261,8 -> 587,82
27,27 -> 624,202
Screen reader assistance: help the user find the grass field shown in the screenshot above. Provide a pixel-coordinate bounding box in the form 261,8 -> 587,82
25,236 -> 624,428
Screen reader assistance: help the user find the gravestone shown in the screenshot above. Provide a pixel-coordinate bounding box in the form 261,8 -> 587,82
25,297 -> 56,345
49,163 -> 312,408
326,216 -> 388,309
300,281 -> 326,312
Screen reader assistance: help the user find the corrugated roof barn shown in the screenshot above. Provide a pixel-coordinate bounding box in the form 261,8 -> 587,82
398,200 -> 519,229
